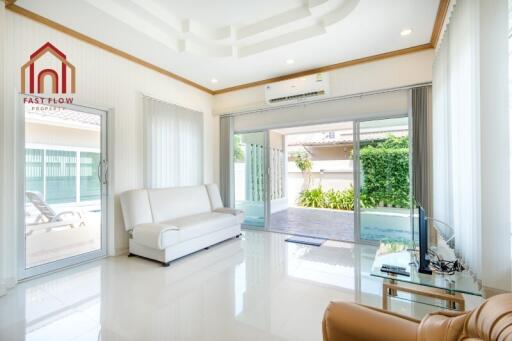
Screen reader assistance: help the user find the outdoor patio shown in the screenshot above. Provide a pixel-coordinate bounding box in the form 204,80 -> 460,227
25,203 -> 102,268
269,207 -> 355,242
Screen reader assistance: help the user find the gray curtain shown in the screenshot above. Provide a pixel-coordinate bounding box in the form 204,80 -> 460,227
219,115 -> 234,207
412,86 -> 433,219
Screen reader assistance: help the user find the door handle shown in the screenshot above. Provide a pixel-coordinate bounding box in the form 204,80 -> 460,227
97,160 -> 108,185
102,160 -> 108,185
97,161 -> 102,183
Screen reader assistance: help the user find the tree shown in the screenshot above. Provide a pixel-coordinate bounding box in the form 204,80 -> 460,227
293,152 -> 312,191
233,135 -> 244,162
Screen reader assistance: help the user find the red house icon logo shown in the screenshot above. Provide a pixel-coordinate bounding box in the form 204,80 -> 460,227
21,42 -> 76,94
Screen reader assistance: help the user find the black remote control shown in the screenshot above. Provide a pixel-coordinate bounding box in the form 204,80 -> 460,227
380,264 -> 410,277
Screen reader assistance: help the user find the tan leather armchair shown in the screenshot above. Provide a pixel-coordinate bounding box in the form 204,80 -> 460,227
322,294 -> 512,341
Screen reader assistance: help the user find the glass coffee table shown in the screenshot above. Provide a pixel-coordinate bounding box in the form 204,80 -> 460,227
371,246 -> 482,311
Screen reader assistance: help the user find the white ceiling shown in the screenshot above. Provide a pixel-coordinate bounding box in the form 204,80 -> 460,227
16,0 -> 440,91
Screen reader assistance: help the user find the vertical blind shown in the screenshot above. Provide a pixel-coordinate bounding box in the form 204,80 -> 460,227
411,86 -> 432,238
219,116 -> 234,207
432,0 -> 482,278
143,96 -> 203,188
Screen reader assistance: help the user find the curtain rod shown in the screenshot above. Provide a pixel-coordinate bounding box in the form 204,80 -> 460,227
219,82 -> 432,118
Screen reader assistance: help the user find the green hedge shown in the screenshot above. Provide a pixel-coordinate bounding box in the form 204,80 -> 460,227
359,136 -> 410,208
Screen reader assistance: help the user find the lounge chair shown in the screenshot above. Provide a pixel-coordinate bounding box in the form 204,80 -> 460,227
25,191 -> 86,235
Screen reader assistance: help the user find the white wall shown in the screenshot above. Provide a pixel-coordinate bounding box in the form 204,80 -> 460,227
213,49 -> 434,114
3,11 -> 217,255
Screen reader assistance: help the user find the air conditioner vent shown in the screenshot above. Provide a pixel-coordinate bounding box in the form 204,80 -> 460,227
269,90 -> 326,103
265,73 -> 330,105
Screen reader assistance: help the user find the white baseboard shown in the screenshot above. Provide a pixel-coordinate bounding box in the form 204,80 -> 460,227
113,247 -> 129,256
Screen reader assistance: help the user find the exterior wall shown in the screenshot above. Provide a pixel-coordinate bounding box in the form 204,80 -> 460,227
291,145 -> 353,161
287,160 -> 354,206
26,123 -> 100,150
4,12 -> 216,255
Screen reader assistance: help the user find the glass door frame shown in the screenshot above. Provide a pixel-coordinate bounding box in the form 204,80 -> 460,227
233,129 -> 271,229
352,113 -> 412,245
17,95 -> 110,279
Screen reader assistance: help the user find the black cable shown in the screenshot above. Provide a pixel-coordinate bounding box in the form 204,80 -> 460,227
427,249 -> 464,275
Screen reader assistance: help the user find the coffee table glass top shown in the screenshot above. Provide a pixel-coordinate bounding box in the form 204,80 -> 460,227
370,246 -> 482,296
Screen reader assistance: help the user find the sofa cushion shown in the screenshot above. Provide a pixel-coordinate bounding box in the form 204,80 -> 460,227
120,189 -> 154,231
162,212 -> 238,244
148,186 -> 212,223
206,184 -> 224,210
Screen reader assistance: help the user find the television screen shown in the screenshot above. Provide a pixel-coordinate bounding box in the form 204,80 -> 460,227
417,205 -> 432,274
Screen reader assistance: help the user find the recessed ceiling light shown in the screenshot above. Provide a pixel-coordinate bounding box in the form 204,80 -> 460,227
400,29 -> 413,36
286,59 -> 295,64
211,78 -> 218,83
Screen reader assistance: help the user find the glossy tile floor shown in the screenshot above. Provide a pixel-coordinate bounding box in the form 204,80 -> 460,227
0,230 -> 480,341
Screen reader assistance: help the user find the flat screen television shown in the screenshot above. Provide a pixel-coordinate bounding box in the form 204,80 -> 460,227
417,205 -> 432,274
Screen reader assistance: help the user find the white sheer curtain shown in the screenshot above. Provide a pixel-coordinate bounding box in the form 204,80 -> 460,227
0,4 -> 17,297
143,96 -> 203,188
432,0 -> 482,277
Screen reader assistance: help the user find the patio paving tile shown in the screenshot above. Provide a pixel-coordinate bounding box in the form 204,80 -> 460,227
269,207 -> 354,242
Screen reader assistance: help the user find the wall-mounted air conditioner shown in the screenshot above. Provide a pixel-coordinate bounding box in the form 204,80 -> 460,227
264,73 -> 330,105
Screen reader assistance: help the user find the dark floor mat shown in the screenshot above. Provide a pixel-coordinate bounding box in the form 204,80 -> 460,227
285,236 -> 326,246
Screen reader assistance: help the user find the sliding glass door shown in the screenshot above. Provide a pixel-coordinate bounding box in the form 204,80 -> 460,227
354,117 -> 412,243
20,98 -> 108,278
233,131 -> 267,228
229,116 -> 413,245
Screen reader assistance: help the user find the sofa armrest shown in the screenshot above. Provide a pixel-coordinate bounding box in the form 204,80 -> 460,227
323,301 -> 418,341
214,208 -> 243,215
214,208 -> 245,224
417,311 -> 469,341
132,223 -> 178,250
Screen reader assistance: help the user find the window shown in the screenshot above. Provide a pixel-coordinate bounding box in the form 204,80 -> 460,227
143,96 -> 203,188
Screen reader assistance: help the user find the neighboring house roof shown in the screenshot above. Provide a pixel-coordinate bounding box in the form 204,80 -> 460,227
287,128 -> 408,146
25,106 -> 100,129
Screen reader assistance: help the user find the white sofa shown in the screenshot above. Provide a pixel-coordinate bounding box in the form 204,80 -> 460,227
120,184 -> 243,266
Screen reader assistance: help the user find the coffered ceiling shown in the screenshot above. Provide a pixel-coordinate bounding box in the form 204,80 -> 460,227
11,0 -> 442,93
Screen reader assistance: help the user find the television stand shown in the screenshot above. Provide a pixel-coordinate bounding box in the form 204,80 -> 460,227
371,245 -> 481,311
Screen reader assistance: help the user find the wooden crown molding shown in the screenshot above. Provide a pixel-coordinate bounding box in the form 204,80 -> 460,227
4,0 -> 17,8
6,1 -> 449,95
430,0 -> 450,48
213,43 -> 432,95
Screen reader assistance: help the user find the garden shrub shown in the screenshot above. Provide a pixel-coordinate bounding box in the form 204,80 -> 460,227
325,186 -> 356,211
359,136 -> 410,208
297,135 -> 410,211
298,186 -> 359,211
298,187 -> 325,208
